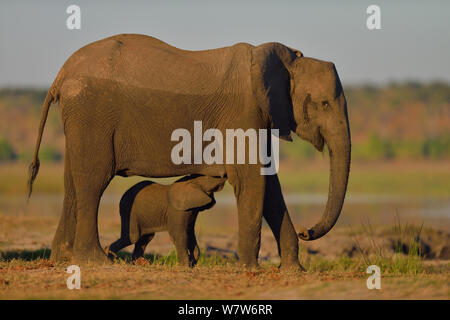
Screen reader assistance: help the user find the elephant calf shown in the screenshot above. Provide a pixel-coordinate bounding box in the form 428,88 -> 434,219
106,175 -> 226,266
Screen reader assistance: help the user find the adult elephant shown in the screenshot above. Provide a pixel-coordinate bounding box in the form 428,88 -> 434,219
28,34 -> 351,269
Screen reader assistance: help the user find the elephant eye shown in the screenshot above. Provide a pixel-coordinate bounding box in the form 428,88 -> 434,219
322,101 -> 330,108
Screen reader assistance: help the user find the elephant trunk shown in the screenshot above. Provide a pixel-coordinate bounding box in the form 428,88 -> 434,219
297,123 -> 351,241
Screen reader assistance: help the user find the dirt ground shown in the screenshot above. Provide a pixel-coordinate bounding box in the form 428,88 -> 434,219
1,261 -> 448,300
1,161 -> 449,299
0,214 -> 449,300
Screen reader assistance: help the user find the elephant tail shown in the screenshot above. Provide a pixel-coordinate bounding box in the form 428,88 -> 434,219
27,87 -> 58,200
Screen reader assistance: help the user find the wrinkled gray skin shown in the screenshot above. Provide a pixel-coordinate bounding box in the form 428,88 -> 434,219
28,34 -> 351,269
106,175 -> 226,266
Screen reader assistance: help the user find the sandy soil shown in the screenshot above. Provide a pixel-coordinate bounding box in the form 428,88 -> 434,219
0,215 -> 449,299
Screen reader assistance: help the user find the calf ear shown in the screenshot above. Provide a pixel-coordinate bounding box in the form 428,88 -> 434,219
194,176 -> 227,193
168,181 -> 213,211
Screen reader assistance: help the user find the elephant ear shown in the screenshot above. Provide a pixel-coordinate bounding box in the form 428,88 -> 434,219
251,43 -> 302,141
168,176 -> 226,211
193,175 -> 226,194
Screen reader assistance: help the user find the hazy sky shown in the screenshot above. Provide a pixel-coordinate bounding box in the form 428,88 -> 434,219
1,0 -> 449,87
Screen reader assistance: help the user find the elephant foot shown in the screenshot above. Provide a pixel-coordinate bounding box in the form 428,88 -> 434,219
178,262 -> 195,268
239,260 -> 261,270
177,256 -> 195,268
186,259 -> 197,268
104,246 -> 118,261
50,242 -> 73,263
72,246 -> 111,265
279,261 -> 306,273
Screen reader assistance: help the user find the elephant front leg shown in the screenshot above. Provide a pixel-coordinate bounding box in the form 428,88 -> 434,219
170,231 -> 191,267
228,166 -> 265,269
263,174 -> 302,271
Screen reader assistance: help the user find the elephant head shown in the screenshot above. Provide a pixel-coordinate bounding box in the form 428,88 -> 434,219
251,43 -> 351,241
167,175 -> 227,211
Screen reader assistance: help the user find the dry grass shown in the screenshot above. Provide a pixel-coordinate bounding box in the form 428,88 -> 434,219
0,213 -> 448,299
0,160 -> 449,299
0,255 -> 448,300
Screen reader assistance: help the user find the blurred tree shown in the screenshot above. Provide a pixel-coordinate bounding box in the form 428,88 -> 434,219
0,83 -> 449,162
0,137 -> 17,162
39,146 -> 62,162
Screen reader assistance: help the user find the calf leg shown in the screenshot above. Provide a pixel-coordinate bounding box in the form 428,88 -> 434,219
106,237 -> 132,259
169,229 -> 191,267
187,213 -> 200,266
132,233 -> 154,260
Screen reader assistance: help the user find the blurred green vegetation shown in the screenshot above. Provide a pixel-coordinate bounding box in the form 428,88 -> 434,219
0,82 -> 449,162
0,136 -> 17,162
280,132 -> 450,161
282,82 -> 450,161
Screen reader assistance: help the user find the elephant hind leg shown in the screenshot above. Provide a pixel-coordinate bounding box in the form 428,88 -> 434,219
71,168 -> 114,264
66,131 -> 115,264
51,153 -> 77,262
132,233 -> 154,260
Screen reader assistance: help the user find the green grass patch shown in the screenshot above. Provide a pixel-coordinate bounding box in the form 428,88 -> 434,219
0,248 -> 51,261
